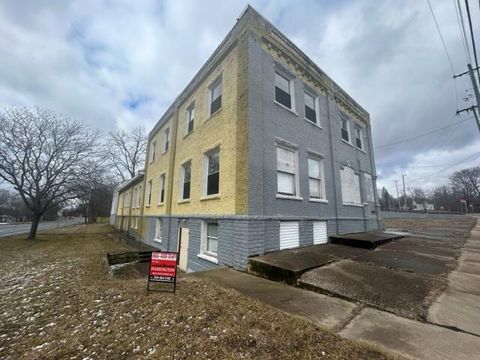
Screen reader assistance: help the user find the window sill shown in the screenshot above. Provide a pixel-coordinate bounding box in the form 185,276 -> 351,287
276,194 -> 303,201
153,238 -> 162,244
274,100 -> 297,116
341,139 -> 354,148
161,150 -> 168,155
200,194 -> 220,201
145,205 -> 151,208
178,199 -> 190,204
357,147 -> 366,154
309,198 -> 328,203
156,203 -> 164,207
197,253 -> 218,264
206,108 -> 222,122
183,131 -> 193,139
343,202 -> 364,208
304,118 -> 323,130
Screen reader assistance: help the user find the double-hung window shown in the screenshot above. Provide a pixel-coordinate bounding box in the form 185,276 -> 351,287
154,218 -> 162,243
308,157 -> 326,200
304,92 -> 317,124
150,141 -> 156,162
209,77 -> 222,116
185,103 -> 195,135
275,72 -> 293,109
158,174 -> 165,204
341,118 -> 350,143
182,162 -> 191,200
163,128 -> 170,153
202,222 -> 218,257
205,148 -> 220,196
276,146 -> 298,196
146,180 -> 152,206
355,127 -> 363,150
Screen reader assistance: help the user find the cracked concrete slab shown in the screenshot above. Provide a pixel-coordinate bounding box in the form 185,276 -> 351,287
428,288 -> 480,335
340,307 -> 480,360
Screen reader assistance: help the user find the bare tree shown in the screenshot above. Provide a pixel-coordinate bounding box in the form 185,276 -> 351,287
450,166 -> 480,206
0,107 -> 99,239
105,126 -> 147,181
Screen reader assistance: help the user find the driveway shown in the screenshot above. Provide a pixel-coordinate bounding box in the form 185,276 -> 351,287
0,218 -> 84,238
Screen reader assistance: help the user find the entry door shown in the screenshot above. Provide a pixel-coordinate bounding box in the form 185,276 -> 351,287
177,227 -> 189,272
279,221 -> 299,250
313,221 -> 328,244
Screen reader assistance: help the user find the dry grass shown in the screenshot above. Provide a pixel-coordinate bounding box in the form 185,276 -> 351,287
0,224 -> 395,360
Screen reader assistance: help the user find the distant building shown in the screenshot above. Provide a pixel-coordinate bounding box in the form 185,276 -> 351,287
111,6 -> 381,272
413,201 -> 435,212
0,214 -> 15,223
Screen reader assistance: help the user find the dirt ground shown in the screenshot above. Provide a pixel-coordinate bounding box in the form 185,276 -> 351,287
0,224 -> 394,360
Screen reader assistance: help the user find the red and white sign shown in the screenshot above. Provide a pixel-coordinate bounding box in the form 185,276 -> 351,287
149,252 -> 177,283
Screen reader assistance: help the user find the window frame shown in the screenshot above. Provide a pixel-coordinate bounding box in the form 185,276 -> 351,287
276,145 -> 300,198
163,127 -> 170,153
355,127 -> 364,150
303,90 -> 320,126
307,156 -> 326,201
181,161 -> 192,200
150,141 -> 156,163
185,102 -> 195,135
274,70 -> 296,111
203,147 -> 220,197
340,166 -> 362,206
146,179 -> 153,207
153,218 -> 162,243
200,221 -> 219,260
208,76 -> 222,117
341,117 -> 351,144
157,173 -> 166,205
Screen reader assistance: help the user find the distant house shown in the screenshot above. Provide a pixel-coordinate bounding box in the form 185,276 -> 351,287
0,215 -> 15,223
413,201 -> 434,211
110,6 -> 381,272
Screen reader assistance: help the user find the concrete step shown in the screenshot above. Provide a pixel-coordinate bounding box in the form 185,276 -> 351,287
329,231 -> 403,249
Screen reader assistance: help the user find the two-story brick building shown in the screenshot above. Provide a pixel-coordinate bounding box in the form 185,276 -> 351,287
111,6 -> 381,272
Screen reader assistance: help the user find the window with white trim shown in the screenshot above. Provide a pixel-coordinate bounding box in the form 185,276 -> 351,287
134,188 -> 138,207
201,221 -> 218,257
275,72 -> 294,110
276,146 -> 298,196
146,180 -> 152,206
341,118 -> 350,143
355,127 -> 363,150
150,141 -> 156,162
308,157 -> 326,200
205,148 -> 220,196
340,167 -> 361,205
185,102 -> 195,135
208,77 -> 222,116
163,128 -> 170,153
304,92 -> 318,124
181,162 -> 191,200
154,218 -> 162,243
158,174 -> 165,204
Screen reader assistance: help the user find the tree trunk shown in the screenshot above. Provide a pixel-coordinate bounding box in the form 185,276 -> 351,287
28,213 -> 41,240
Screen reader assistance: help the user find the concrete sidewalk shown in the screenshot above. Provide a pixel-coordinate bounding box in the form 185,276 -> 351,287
196,218 -> 480,359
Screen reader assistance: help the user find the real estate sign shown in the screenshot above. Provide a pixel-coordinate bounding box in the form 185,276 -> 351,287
147,251 -> 178,293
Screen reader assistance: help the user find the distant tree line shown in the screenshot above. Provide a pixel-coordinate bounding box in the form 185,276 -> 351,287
379,166 -> 480,213
0,106 -> 147,239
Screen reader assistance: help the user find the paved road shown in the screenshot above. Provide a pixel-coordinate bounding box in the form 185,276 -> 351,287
0,218 -> 84,238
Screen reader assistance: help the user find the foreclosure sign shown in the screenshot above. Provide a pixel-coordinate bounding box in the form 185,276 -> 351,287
147,251 -> 178,293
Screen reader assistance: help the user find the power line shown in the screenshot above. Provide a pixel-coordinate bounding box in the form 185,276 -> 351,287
374,117 -> 472,149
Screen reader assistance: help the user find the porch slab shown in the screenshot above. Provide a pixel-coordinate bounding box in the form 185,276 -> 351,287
248,244 -> 367,284
329,231 -> 403,249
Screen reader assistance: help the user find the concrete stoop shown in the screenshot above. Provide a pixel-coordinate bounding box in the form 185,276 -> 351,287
329,231 -> 403,249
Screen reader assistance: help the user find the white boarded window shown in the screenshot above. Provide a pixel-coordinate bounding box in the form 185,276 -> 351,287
313,221 -> 328,245
277,146 -> 298,196
308,157 -> 326,200
154,218 -> 162,243
279,221 -> 299,250
364,173 -> 375,202
340,167 -> 361,205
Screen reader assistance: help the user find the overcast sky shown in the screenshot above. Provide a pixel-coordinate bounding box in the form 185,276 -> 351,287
1,0 -> 479,195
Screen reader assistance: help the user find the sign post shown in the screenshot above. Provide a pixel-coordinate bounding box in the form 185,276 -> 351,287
147,251 -> 178,294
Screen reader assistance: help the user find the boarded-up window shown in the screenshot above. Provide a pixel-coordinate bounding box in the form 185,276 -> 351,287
279,221 -> 299,250
340,167 -> 361,205
364,173 -> 375,202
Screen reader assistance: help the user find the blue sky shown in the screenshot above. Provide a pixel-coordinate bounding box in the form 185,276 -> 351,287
0,0 -> 479,194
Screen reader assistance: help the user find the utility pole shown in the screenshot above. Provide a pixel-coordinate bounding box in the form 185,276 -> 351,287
402,174 -> 407,210
467,64 -> 480,133
394,180 -> 401,210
